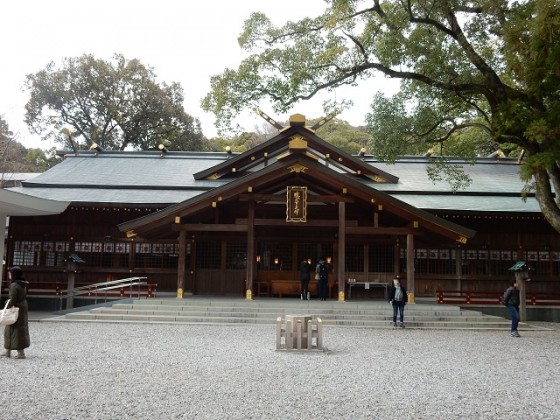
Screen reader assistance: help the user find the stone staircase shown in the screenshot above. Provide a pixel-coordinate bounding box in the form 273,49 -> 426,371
58,297 -> 545,330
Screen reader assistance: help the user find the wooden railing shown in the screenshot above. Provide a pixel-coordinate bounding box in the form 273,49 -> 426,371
437,290 -> 560,306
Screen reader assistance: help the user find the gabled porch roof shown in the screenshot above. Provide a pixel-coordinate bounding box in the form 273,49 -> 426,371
193,122 -> 398,184
119,144 -> 475,243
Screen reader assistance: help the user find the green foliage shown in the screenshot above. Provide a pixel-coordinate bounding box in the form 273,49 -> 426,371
25,148 -> 59,172
203,0 -> 560,230
204,0 -> 560,155
0,117 -> 53,173
425,159 -> 473,193
309,117 -> 368,154
25,54 -> 209,151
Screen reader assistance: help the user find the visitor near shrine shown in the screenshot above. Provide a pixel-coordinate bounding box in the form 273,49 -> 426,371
502,281 -> 521,337
388,276 -> 407,328
1,267 -> 30,359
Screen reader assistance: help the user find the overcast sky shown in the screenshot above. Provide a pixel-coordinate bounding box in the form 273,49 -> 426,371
1,0 -> 394,149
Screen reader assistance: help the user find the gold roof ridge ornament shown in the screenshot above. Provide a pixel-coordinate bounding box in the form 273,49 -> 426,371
289,134 -> 308,150
287,163 -> 308,173
289,113 -> 306,126
253,108 -> 339,132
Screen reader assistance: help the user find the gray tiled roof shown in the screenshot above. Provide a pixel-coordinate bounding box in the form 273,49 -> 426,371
10,150 -> 536,213
369,158 -> 526,194
393,194 -> 539,212
26,151 -> 225,189
8,187 -> 204,205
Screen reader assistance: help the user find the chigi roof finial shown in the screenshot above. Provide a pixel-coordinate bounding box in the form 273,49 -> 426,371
253,107 -> 284,130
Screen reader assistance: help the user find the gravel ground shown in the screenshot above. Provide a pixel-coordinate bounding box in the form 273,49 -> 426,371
1,322 -> 559,420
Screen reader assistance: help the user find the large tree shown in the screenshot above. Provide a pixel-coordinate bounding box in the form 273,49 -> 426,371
202,0 -> 560,232
0,117 -> 55,175
25,54 -> 208,151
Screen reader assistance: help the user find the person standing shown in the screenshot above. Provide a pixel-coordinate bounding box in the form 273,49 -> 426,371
502,281 -> 521,337
299,258 -> 311,300
388,276 -> 407,328
316,258 -> 329,301
1,266 -> 30,359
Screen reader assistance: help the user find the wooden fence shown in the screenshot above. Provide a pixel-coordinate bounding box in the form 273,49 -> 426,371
436,290 -> 560,306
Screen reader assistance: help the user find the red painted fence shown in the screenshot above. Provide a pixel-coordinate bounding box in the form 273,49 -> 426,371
436,290 -> 560,306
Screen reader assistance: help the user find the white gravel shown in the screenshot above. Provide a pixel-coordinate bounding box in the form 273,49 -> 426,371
1,322 -> 559,420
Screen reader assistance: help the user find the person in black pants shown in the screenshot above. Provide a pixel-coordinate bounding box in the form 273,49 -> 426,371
316,258 -> 329,301
388,276 -> 407,328
299,258 -> 311,300
502,281 -> 520,337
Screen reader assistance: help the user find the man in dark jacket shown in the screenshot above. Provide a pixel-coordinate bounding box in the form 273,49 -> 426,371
503,281 -> 520,337
388,276 -> 407,328
299,258 -> 311,300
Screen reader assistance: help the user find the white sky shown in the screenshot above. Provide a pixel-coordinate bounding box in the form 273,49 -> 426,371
0,0 -> 395,149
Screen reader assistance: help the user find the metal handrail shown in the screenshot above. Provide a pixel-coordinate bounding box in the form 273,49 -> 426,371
59,276 -> 149,308
69,277 -> 148,297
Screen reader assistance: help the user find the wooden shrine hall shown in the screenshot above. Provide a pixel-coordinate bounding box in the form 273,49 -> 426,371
118,114 -> 475,301
4,114 -> 559,302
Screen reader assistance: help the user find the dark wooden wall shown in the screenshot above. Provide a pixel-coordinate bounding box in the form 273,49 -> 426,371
6,207 -> 560,297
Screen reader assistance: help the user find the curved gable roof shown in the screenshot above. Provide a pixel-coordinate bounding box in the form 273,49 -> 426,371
193,123 -> 398,184
119,150 -> 475,243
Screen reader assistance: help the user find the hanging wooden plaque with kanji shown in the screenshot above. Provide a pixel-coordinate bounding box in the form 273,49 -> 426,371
286,186 -> 307,223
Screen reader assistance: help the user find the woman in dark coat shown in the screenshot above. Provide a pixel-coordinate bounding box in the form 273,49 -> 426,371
1,266 -> 30,359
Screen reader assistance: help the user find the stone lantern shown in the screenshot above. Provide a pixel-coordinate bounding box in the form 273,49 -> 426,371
65,253 -> 85,309
508,261 -> 531,321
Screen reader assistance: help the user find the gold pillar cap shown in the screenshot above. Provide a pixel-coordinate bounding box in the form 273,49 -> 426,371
289,113 -> 306,126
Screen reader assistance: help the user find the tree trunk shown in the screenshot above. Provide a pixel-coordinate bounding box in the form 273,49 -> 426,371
534,167 -> 560,234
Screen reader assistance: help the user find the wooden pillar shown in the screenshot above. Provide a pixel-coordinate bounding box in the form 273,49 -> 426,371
246,201 -> 255,300
337,201 -> 346,301
517,274 -> 527,321
364,244 -> 369,282
66,260 -> 76,309
406,233 -> 415,303
394,238 -> 400,276
189,239 -> 196,294
177,230 -> 187,298
514,270 -> 529,322
455,246 -> 462,290
128,240 -> 135,272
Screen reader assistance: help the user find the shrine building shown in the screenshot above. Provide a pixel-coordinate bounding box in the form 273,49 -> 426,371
3,114 -> 558,303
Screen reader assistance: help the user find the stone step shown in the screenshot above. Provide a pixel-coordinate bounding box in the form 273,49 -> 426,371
87,308 -> 502,323
110,303 -> 484,317
127,298 -> 464,311
58,298 -> 545,330
62,312 -> 524,329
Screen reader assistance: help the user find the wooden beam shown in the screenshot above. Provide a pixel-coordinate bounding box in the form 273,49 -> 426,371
235,218 -> 358,227
172,224 -> 248,232
345,226 -> 416,235
239,193 -> 354,203
171,221 -> 413,235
